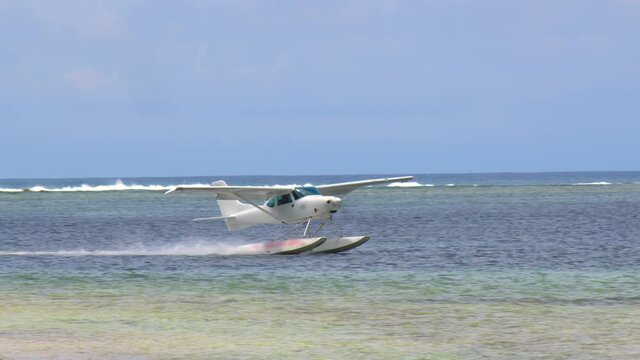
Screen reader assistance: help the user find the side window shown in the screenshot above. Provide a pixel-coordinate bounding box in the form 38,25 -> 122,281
277,193 -> 292,206
266,197 -> 275,207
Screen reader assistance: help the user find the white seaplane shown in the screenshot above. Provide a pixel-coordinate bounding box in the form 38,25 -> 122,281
166,176 -> 413,254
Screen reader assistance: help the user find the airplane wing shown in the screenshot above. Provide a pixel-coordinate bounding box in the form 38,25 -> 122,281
165,185 -> 294,201
316,176 -> 414,197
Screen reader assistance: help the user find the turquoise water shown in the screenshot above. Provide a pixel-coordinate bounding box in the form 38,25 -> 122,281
1,173 -> 640,358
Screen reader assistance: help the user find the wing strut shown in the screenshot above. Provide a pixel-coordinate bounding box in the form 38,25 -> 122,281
232,192 -> 285,223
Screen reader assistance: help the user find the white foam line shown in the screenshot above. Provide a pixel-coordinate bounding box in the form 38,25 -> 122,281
0,180 -> 212,193
0,188 -> 23,193
386,181 -> 434,188
572,182 -> 613,186
2,180 -> 628,193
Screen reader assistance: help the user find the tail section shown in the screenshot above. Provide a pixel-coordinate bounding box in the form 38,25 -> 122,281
216,199 -> 252,218
212,180 -> 253,231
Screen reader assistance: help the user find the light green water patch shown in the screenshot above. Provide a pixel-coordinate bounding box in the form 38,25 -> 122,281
1,298 -> 639,359
2,269 -> 640,305
1,270 -> 640,358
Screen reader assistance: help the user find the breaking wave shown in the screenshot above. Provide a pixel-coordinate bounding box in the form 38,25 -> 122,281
572,182 -> 613,186
1,179 -> 633,193
0,180 -> 439,192
0,180 -> 210,193
0,188 -> 23,193
387,181 -> 435,188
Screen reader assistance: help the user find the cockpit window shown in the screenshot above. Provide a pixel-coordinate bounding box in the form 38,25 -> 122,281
298,187 -> 321,196
267,188 -> 314,207
266,197 -> 275,207
292,189 -> 305,200
277,193 -> 292,206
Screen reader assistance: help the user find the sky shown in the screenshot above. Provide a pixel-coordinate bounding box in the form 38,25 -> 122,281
1,0 -> 639,178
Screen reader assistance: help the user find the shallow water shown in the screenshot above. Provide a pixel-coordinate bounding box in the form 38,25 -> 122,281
1,173 -> 640,359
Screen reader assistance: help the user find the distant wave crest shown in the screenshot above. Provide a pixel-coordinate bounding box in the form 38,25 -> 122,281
387,181 -> 435,188
0,180 -> 210,193
1,180 -> 442,192
0,179 -> 632,193
572,182 -> 613,186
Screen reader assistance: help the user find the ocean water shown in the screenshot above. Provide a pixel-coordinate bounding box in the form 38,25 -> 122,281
1,172 -> 640,359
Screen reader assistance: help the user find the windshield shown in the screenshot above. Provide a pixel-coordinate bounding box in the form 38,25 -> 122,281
266,188 -> 317,207
292,189 -> 305,200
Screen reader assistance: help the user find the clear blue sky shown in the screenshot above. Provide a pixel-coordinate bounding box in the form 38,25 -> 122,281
1,1 -> 639,178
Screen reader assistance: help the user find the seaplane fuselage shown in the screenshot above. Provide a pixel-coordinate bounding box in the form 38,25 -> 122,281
234,193 -> 342,227
215,187 -> 342,231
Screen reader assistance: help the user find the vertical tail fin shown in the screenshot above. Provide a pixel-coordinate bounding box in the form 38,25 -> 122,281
212,180 -> 253,230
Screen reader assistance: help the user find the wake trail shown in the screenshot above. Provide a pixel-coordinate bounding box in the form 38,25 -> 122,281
0,240 -> 266,256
